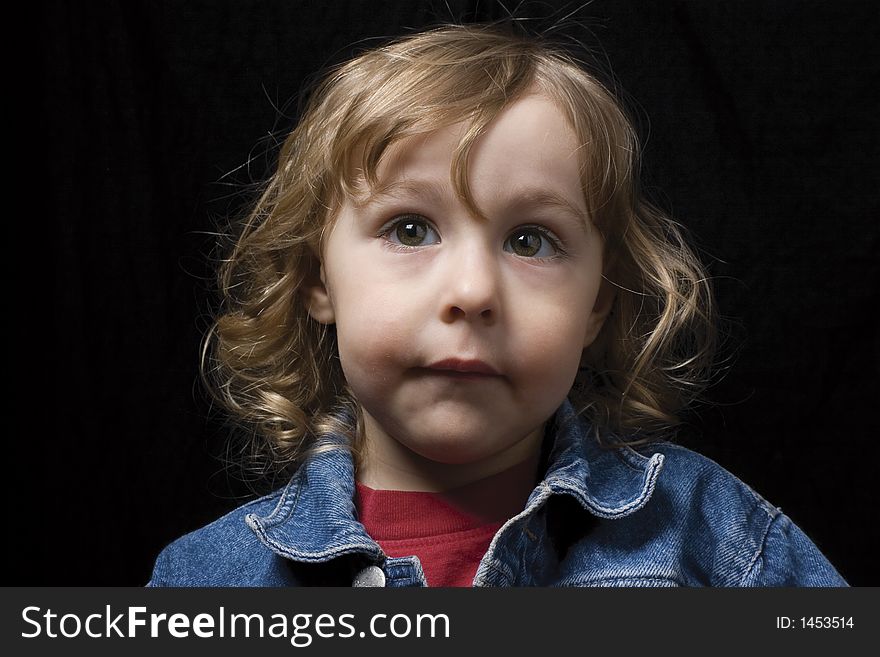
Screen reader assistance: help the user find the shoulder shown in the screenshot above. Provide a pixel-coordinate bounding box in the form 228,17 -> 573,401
631,442 -> 847,586
147,489 -> 288,587
644,442 -> 773,513
640,442 -> 781,553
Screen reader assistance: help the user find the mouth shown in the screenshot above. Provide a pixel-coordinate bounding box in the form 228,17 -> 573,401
423,358 -> 502,379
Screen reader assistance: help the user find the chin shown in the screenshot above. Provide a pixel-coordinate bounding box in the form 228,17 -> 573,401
401,424 -> 514,465
408,442 -> 496,466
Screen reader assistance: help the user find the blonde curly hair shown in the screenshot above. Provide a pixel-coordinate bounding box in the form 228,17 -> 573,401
204,24 -> 716,478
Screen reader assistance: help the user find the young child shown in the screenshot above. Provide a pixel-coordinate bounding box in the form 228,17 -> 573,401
149,24 -> 846,587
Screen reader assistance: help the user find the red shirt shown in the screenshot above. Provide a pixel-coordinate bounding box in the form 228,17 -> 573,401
354,458 -> 537,587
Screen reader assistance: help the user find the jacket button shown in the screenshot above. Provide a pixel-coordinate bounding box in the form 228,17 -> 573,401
352,565 -> 386,587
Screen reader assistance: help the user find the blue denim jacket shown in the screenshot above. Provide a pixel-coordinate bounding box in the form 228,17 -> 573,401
148,401 -> 846,587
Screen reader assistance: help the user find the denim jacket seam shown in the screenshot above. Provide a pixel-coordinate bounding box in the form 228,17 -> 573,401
648,443 -> 783,519
641,442 -> 782,586
739,508 -> 783,586
550,451 -> 664,519
246,512 -> 380,563
560,574 -> 685,587
735,479 -> 781,522
472,485 -> 554,586
733,477 -> 782,586
473,558 -> 515,587
650,443 -> 772,493
385,555 -> 428,587
616,444 -> 653,470
255,476 -> 303,527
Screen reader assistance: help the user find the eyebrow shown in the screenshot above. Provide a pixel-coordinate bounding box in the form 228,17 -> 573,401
358,178 -> 589,231
506,188 -> 589,229
356,178 -> 449,208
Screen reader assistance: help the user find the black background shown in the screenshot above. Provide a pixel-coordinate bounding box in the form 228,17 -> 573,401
26,0 -> 878,586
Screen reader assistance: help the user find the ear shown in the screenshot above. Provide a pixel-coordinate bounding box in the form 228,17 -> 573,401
582,276 -> 616,348
301,259 -> 336,325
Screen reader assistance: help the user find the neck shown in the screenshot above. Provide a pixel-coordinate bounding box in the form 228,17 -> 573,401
355,411 -> 545,492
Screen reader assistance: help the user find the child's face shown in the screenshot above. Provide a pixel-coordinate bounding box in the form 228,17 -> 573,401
307,94 -> 611,490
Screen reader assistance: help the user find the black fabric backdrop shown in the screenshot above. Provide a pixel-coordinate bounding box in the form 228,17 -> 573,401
27,0 -> 877,585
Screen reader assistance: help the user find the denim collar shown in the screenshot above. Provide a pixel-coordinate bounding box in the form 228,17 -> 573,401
539,400 -> 665,519
246,399 -> 665,563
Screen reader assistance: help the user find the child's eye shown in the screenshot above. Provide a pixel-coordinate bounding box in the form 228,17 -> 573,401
382,215 -> 440,247
504,226 -> 560,258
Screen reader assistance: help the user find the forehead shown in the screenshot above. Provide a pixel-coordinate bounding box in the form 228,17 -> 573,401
361,94 -> 586,214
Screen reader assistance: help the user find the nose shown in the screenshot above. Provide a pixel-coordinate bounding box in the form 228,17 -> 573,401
440,244 -> 500,324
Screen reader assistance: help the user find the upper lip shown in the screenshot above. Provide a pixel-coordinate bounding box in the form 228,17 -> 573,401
425,358 -> 500,376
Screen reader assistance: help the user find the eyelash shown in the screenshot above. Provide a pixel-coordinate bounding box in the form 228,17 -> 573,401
378,214 -> 441,251
378,215 -> 567,260
507,223 -> 567,260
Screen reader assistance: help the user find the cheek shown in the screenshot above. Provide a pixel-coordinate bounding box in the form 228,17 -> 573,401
330,282 -> 413,383
517,312 -> 584,378
336,318 -> 403,368
508,285 -> 597,385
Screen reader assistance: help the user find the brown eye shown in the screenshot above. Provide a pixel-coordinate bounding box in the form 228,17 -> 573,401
505,228 -> 556,258
396,220 -> 427,246
386,216 -> 439,247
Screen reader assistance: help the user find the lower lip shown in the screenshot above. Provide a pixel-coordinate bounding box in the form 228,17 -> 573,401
423,369 -> 500,381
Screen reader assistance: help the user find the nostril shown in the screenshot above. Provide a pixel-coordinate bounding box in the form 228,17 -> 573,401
446,305 -> 494,322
